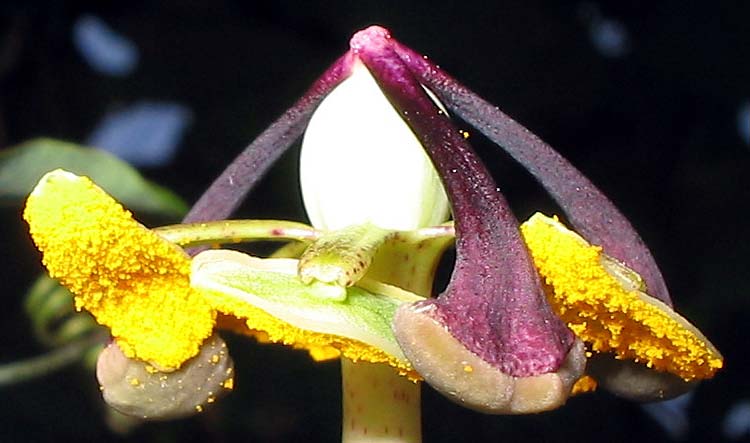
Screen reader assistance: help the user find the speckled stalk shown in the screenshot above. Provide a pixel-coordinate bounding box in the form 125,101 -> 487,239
339,227 -> 451,442
154,219 -> 319,247
341,359 -> 421,443
353,26 -> 574,377
389,39 -> 671,306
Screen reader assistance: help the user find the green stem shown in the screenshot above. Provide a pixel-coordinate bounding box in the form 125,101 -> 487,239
341,358 -> 421,443
367,225 -> 454,297
0,333 -> 104,386
154,219 -> 319,247
338,224 -> 454,443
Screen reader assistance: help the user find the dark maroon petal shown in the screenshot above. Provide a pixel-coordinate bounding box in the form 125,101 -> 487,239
391,41 -> 671,306
183,53 -> 356,224
352,26 -> 574,377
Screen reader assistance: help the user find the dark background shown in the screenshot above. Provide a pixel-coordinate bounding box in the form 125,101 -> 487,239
1,1 -> 748,442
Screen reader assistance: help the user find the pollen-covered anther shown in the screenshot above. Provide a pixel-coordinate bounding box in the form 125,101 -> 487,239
393,302 -> 586,414
23,169 -> 216,370
520,212 -> 723,399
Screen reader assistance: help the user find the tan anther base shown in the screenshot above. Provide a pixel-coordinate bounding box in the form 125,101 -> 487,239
587,353 -> 696,402
97,334 -> 234,420
393,303 -> 586,414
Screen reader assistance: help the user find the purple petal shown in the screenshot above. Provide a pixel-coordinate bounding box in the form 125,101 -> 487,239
183,53 -> 355,223
354,26 -> 574,376
392,40 -> 671,305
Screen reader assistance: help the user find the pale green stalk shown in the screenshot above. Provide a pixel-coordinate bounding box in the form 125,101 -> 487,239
155,219 -> 319,247
341,358 -> 421,443
338,227 -> 452,443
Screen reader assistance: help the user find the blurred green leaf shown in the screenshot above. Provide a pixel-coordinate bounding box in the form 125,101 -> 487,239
0,138 -> 188,217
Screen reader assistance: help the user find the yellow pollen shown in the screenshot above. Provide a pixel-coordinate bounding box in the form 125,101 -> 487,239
23,170 -> 215,370
520,213 -> 723,381
571,375 -> 598,395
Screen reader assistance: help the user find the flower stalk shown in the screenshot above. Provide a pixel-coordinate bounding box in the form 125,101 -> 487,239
341,358 -> 421,443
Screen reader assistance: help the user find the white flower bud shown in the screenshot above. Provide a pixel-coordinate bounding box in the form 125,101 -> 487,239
300,60 -> 450,231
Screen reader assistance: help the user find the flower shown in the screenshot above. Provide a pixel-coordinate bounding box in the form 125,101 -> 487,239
23,169 -> 426,383
23,25 -> 723,430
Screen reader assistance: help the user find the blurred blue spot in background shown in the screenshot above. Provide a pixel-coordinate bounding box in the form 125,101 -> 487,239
738,101 -> 749,146
589,19 -> 630,58
72,14 -> 139,77
641,392 -> 693,440
86,101 -> 193,167
724,400 -> 750,440
577,3 -> 631,58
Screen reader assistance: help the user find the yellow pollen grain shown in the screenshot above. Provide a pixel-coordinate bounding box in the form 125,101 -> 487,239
463,365 -> 474,373
222,378 -> 234,390
23,170 -> 216,370
571,375 -> 598,395
520,213 -> 723,381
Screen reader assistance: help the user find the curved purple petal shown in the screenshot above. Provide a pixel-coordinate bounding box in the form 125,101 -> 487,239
354,26 -> 574,377
392,40 -> 671,305
184,53 -> 355,223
